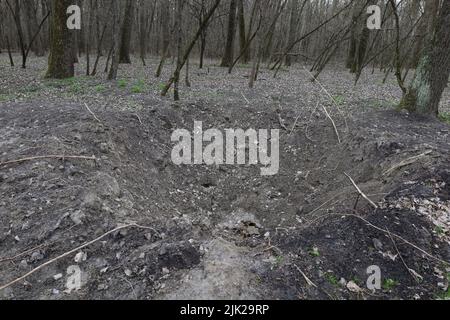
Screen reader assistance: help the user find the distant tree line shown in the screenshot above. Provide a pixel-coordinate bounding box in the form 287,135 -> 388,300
0,0 -> 449,115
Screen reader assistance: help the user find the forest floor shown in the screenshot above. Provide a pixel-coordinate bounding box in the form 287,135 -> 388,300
0,55 -> 450,300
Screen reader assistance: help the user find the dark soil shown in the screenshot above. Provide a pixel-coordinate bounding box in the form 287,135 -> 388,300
0,55 -> 449,300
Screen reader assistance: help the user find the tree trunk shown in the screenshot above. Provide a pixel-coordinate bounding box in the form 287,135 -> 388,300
6,0 -> 27,68
156,0 -> 171,77
108,0 -> 121,80
139,0 -> 153,66
400,1 -> 450,116
237,0 -> 247,63
352,0 -> 377,74
161,0 -> 222,98
85,0 -> 94,76
6,36 -> 15,66
199,31 -> 207,69
411,0 -> 439,68
220,0 -> 238,67
23,0 -> 45,56
285,0 -> 299,66
119,0 -> 135,64
346,1 -> 360,69
46,0 -> 75,78
173,0 -> 183,101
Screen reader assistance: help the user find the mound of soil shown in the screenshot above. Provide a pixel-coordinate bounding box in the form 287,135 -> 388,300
0,99 -> 448,300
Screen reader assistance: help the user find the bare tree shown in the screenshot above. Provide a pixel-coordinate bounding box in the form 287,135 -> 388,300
161,0 -> 222,99
45,0 -> 74,78
119,0 -> 136,64
107,0 -> 121,80
220,0 -> 237,67
400,0 -> 450,116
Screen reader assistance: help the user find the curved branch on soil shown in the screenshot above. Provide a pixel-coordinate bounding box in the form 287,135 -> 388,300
0,155 -> 97,168
0,224 -> 155,292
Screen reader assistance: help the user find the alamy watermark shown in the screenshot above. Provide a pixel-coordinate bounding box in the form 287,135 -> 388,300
171,121 -> 279,176
366,265 -> 382,291
67,5 -> 81,30
367,5 -> 382,30
65,4 -> 382,31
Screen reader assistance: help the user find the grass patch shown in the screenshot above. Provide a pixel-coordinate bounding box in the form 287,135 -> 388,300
0,93 -> 14,102
23,85 -> 42,93
333,95 -> 345,105
69,82 -> 83,94
362,98 -> 398,110
118,79 -> 128,88
157,82 -> 166,91
437,273 -> 450,300
351,276 -> 363,287
275,255 -> 284,268
382,278 -> 398,291
438,112 -> 450,125
44,77 -> 89,94
94,84 -> 106,93
131,79 -> 145,93
308,247 -> 320,257
434,226 -> 446,236
325,272 -> 339,286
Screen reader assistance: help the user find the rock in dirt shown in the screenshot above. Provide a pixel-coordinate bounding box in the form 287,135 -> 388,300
346,281 -> 362,293
95,172 -> 121,198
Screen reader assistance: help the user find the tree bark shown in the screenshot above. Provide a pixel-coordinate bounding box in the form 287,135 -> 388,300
237,0 -> 247,63
352,0 -> 377,74
107,0 -> 121,80
220,0 -> 238,67
119,0 -> 135,64
173,0 -> 183,101
46,0 -> 75,78
400,1 -> 450,116
285,0 -> 299,66
156,0 -> 171,77
411,0 -> 439,68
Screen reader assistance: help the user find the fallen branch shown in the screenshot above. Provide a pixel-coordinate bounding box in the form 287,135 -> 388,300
322,105 -> 341,144
386,228 -> 423,283
304,101 -> 320,142
277,113 -> 288,131
289,114 -> 301,136
344,173 -> 378,209
84,103 -> 102,123
241,93 -> 250,104
0,223 -> 155,291
294,264 -> 317,288
303,67 -> 348,131
0,155 -> 97,168
382,150 -> 432,176
341,214 -> 449,266
0,243 -> 48,264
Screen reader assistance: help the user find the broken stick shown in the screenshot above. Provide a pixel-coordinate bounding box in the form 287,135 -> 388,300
0,224 -> 155,291
0,155 -> 97,168
344,172 -> 378,209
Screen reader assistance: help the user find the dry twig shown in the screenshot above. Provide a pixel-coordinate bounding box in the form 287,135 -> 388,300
383,150 -> 432,176
322,105 -> 341,144
386,228 -> 423,283
294,264 -> 317,288
0,224 -> 155,291
0,155 -> 97,167
340,214 -> 448,265
344,173 -> 378,209
84,103 -> 102,123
